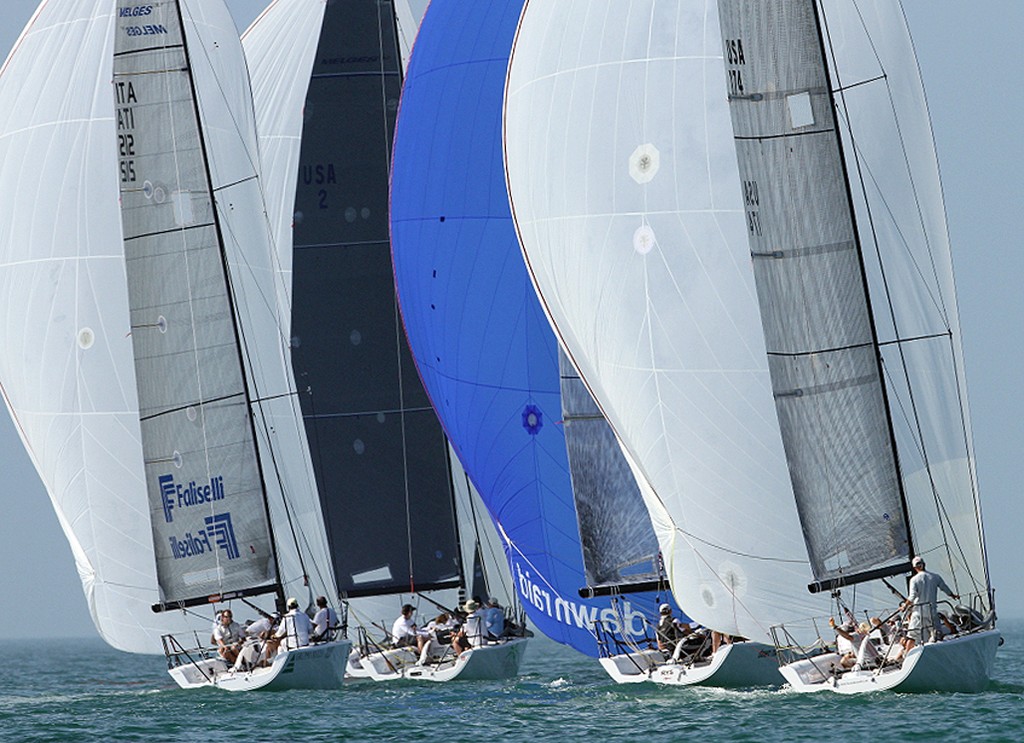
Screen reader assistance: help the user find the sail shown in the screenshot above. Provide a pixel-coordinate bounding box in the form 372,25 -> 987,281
559,351 -> 663,593
113,0 -> 279,605
390,0 -> 677,656
244,0 -> 462,603
504,0 -> 827,641
715,0 -> 911,590
0,0 -> 199,653
112,0 -> 338,610
718,0 -> 989,600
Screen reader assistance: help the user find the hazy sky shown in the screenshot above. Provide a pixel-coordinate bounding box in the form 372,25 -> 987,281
0,1 -> 1020,642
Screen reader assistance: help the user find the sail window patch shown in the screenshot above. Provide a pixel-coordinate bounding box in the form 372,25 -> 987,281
522,405 -> 543,435
823,550 -> 850,573
352,565 -> 392,585
353,439 -> 365,454
787,92 -> 815,129
350,330 -> 361,345
628,143 -> 660,184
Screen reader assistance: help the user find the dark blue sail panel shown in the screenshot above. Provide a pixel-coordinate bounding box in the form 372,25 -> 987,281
389,0 -> 677,656
291,0 -> 462,598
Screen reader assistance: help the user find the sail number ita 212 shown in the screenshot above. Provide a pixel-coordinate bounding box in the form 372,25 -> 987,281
115,80 -> 137,184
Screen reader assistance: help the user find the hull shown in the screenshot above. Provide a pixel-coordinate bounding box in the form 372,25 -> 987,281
599,648 -> 665,684
358,638 -> 529,682
649,642 -> 781,688
168,640 -> 350,692
780,629 -> 1000,694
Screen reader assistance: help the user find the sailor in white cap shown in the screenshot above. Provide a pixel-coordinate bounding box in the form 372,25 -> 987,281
274,596 -> 313,651
901,556 -> 959,650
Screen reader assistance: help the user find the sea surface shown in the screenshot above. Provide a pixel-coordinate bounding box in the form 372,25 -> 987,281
2,621 -> 1022,742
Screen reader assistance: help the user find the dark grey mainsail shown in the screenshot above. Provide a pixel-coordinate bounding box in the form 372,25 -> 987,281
113,0 -> 278,608
289,0 -> 463,598
558,351 -> 664,596
717,0 -> 912,591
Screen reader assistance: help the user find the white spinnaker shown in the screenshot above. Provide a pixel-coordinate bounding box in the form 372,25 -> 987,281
179,0 -> 336,607
0,0 -> 191,652
504,0 -> 826,641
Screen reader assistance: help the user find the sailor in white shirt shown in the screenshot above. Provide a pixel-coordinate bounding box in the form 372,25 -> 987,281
275,597 -> 313,651
312,595 -> 338,642
902,556 -> 959,648
391,604 -> 421,649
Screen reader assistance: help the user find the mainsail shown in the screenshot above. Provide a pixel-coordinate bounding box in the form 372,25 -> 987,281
504,0 -> 826,642
716,0 -> 990,602
390,0 -> 676,656
559,351 -> 664,594
112,0 -> 335,609
242,0 -> 512,628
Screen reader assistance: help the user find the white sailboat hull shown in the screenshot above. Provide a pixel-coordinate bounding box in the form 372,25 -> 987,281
598,648 -> 665,684
168,639 -> 351,691
780,629 -> 1000,694
354,638 -> 529,682
648,642 -> 781,688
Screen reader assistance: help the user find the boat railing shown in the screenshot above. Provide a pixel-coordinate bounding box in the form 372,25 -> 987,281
593,617 -> 661,678
160,631 -> 218,676
771,589 -> 996,672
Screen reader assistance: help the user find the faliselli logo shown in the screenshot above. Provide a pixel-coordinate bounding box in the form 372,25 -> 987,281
168,512 -> 240,562
159,473 -> 226,523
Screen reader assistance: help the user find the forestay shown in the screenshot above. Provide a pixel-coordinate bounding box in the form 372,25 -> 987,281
505,0 -> 826,641
390,0 -> 678,656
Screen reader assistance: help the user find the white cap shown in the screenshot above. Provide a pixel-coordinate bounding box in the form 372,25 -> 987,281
912,556 -> 924,567
659,603 -> 671,613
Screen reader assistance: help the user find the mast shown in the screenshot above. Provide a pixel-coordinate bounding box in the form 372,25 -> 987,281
717,0 -> 913,592
114,0 -> 283,611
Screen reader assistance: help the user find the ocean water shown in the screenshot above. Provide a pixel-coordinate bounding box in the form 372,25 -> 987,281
2,622 -> 1022,742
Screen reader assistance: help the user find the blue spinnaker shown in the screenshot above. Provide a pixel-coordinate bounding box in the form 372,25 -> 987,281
389,0 -> 679,656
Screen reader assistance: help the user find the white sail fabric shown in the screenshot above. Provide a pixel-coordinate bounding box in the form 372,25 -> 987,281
0,0 -> 204,653
241,0 -> 326,321
504,0 -> 825,640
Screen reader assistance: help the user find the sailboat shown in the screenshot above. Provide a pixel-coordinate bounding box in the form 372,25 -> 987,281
715,0 -> 997,693
389,0 -> 690,685
503,0 -> 831,687
242,0 -> 527,682
110,0 -> 349,690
